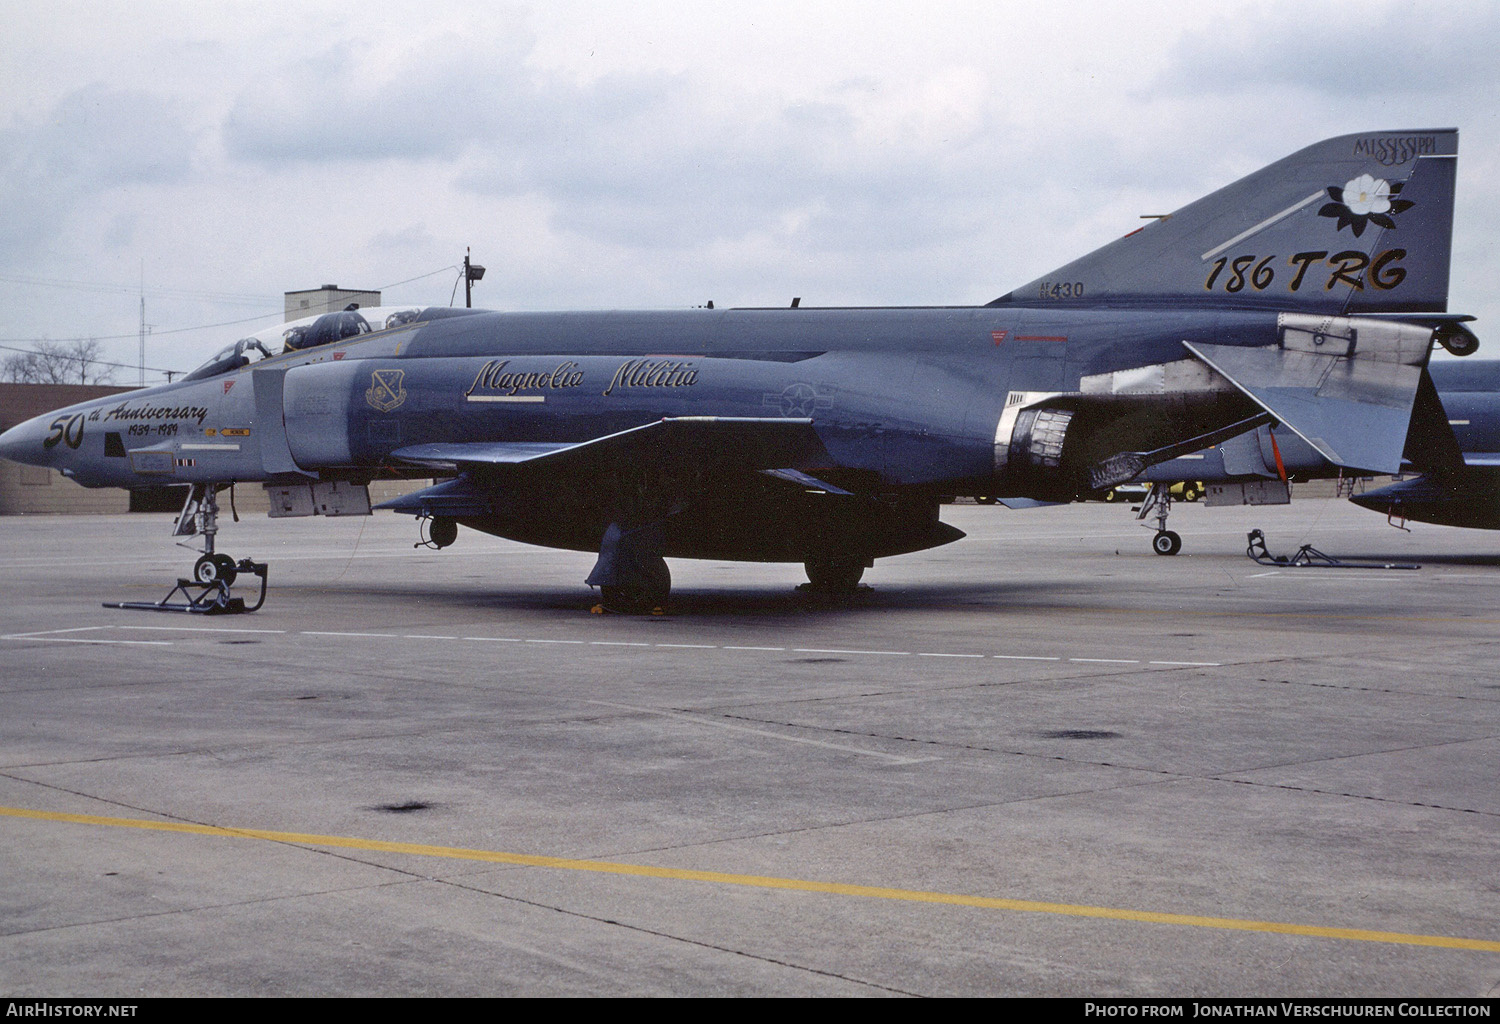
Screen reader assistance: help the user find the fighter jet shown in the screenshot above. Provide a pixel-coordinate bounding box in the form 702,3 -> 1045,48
1346,359 -> 1500,528
0,129 -> 1478,610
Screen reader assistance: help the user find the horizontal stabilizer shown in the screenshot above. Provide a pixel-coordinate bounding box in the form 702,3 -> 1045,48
1184,341 -> 1420,474
392,416 -> 827,476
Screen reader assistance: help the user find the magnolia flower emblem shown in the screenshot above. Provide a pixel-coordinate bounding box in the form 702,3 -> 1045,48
1318,173 -> 1413,237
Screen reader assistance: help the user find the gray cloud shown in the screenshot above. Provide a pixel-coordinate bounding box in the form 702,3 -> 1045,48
1153,6 -> 1500,98
221,28 -> 553,164
0,85 -> 197,250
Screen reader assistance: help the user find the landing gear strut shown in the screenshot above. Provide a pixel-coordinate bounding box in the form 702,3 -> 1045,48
104,482 -> 268,614
1137,484 -> 1181,556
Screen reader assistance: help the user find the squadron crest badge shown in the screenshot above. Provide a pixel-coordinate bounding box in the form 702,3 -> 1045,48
366,369 -> 408,412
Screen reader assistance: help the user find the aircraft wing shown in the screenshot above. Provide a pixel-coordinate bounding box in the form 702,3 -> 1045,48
390,416 -> 827,476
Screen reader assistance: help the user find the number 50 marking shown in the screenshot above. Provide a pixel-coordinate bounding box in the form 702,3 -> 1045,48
43,413 -> 84,450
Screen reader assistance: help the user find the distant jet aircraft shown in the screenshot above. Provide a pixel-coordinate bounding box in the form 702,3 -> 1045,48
0,129 -> 1478,609
1349,359 -> 1500,528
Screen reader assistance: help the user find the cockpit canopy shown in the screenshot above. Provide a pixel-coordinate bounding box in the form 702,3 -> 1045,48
183,305 -> 425,381
182,336 -> 276,382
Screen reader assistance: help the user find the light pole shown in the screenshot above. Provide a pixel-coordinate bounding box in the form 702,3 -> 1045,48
463,248 -> 486,308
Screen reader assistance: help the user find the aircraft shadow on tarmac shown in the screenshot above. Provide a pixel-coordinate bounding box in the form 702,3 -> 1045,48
272,576 -> 1099,618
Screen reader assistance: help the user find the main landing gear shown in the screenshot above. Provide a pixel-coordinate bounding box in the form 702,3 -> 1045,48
104,482 -> 268,615
587,522 -> 671,614
800,555 -> 869,595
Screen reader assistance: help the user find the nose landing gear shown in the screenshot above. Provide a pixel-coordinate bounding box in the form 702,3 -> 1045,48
104,482 -> 270,614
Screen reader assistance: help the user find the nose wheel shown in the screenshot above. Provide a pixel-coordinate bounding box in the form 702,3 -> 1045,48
193,552 -> 240,585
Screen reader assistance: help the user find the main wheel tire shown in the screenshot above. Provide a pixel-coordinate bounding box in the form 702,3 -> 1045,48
599,557 -> 670,613
804,557 -> 865,592
1152,530 -> 1182,556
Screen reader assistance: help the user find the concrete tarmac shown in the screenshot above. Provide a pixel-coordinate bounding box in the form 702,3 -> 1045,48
1,499 -> 1498,997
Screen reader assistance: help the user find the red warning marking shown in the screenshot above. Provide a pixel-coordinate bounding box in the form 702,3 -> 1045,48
1015,335 -> 1068,342
1269,427 -> 1288,482
991,331 -> 1008,345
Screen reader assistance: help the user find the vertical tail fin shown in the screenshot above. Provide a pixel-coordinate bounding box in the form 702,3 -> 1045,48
990,129 -> 1457,314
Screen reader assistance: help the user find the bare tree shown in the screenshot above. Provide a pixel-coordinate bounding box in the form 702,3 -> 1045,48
2,340 -> 116,385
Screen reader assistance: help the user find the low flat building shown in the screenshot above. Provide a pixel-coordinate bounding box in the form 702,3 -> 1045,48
0,383 -> 136,513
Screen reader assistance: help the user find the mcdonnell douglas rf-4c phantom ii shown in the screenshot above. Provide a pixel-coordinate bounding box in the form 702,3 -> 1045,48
0,129 -> 1482,611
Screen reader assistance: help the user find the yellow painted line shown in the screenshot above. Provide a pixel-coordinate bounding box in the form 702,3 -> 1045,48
4,804 -> 1498,953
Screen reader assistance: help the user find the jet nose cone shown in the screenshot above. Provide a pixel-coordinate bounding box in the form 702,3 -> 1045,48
0,416 -> 46,467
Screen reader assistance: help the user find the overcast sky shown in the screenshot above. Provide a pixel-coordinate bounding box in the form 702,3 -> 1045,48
2,0 -> 1497,382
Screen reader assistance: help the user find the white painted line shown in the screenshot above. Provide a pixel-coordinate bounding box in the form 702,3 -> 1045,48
5,637 -> 172,646
115,625 -> 286,634
793,648 -> 911,656
51,625 -> 1230,675
1251,574 -> 1418,582
1201,190 -> 1324,261
586,700 -> 940,765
